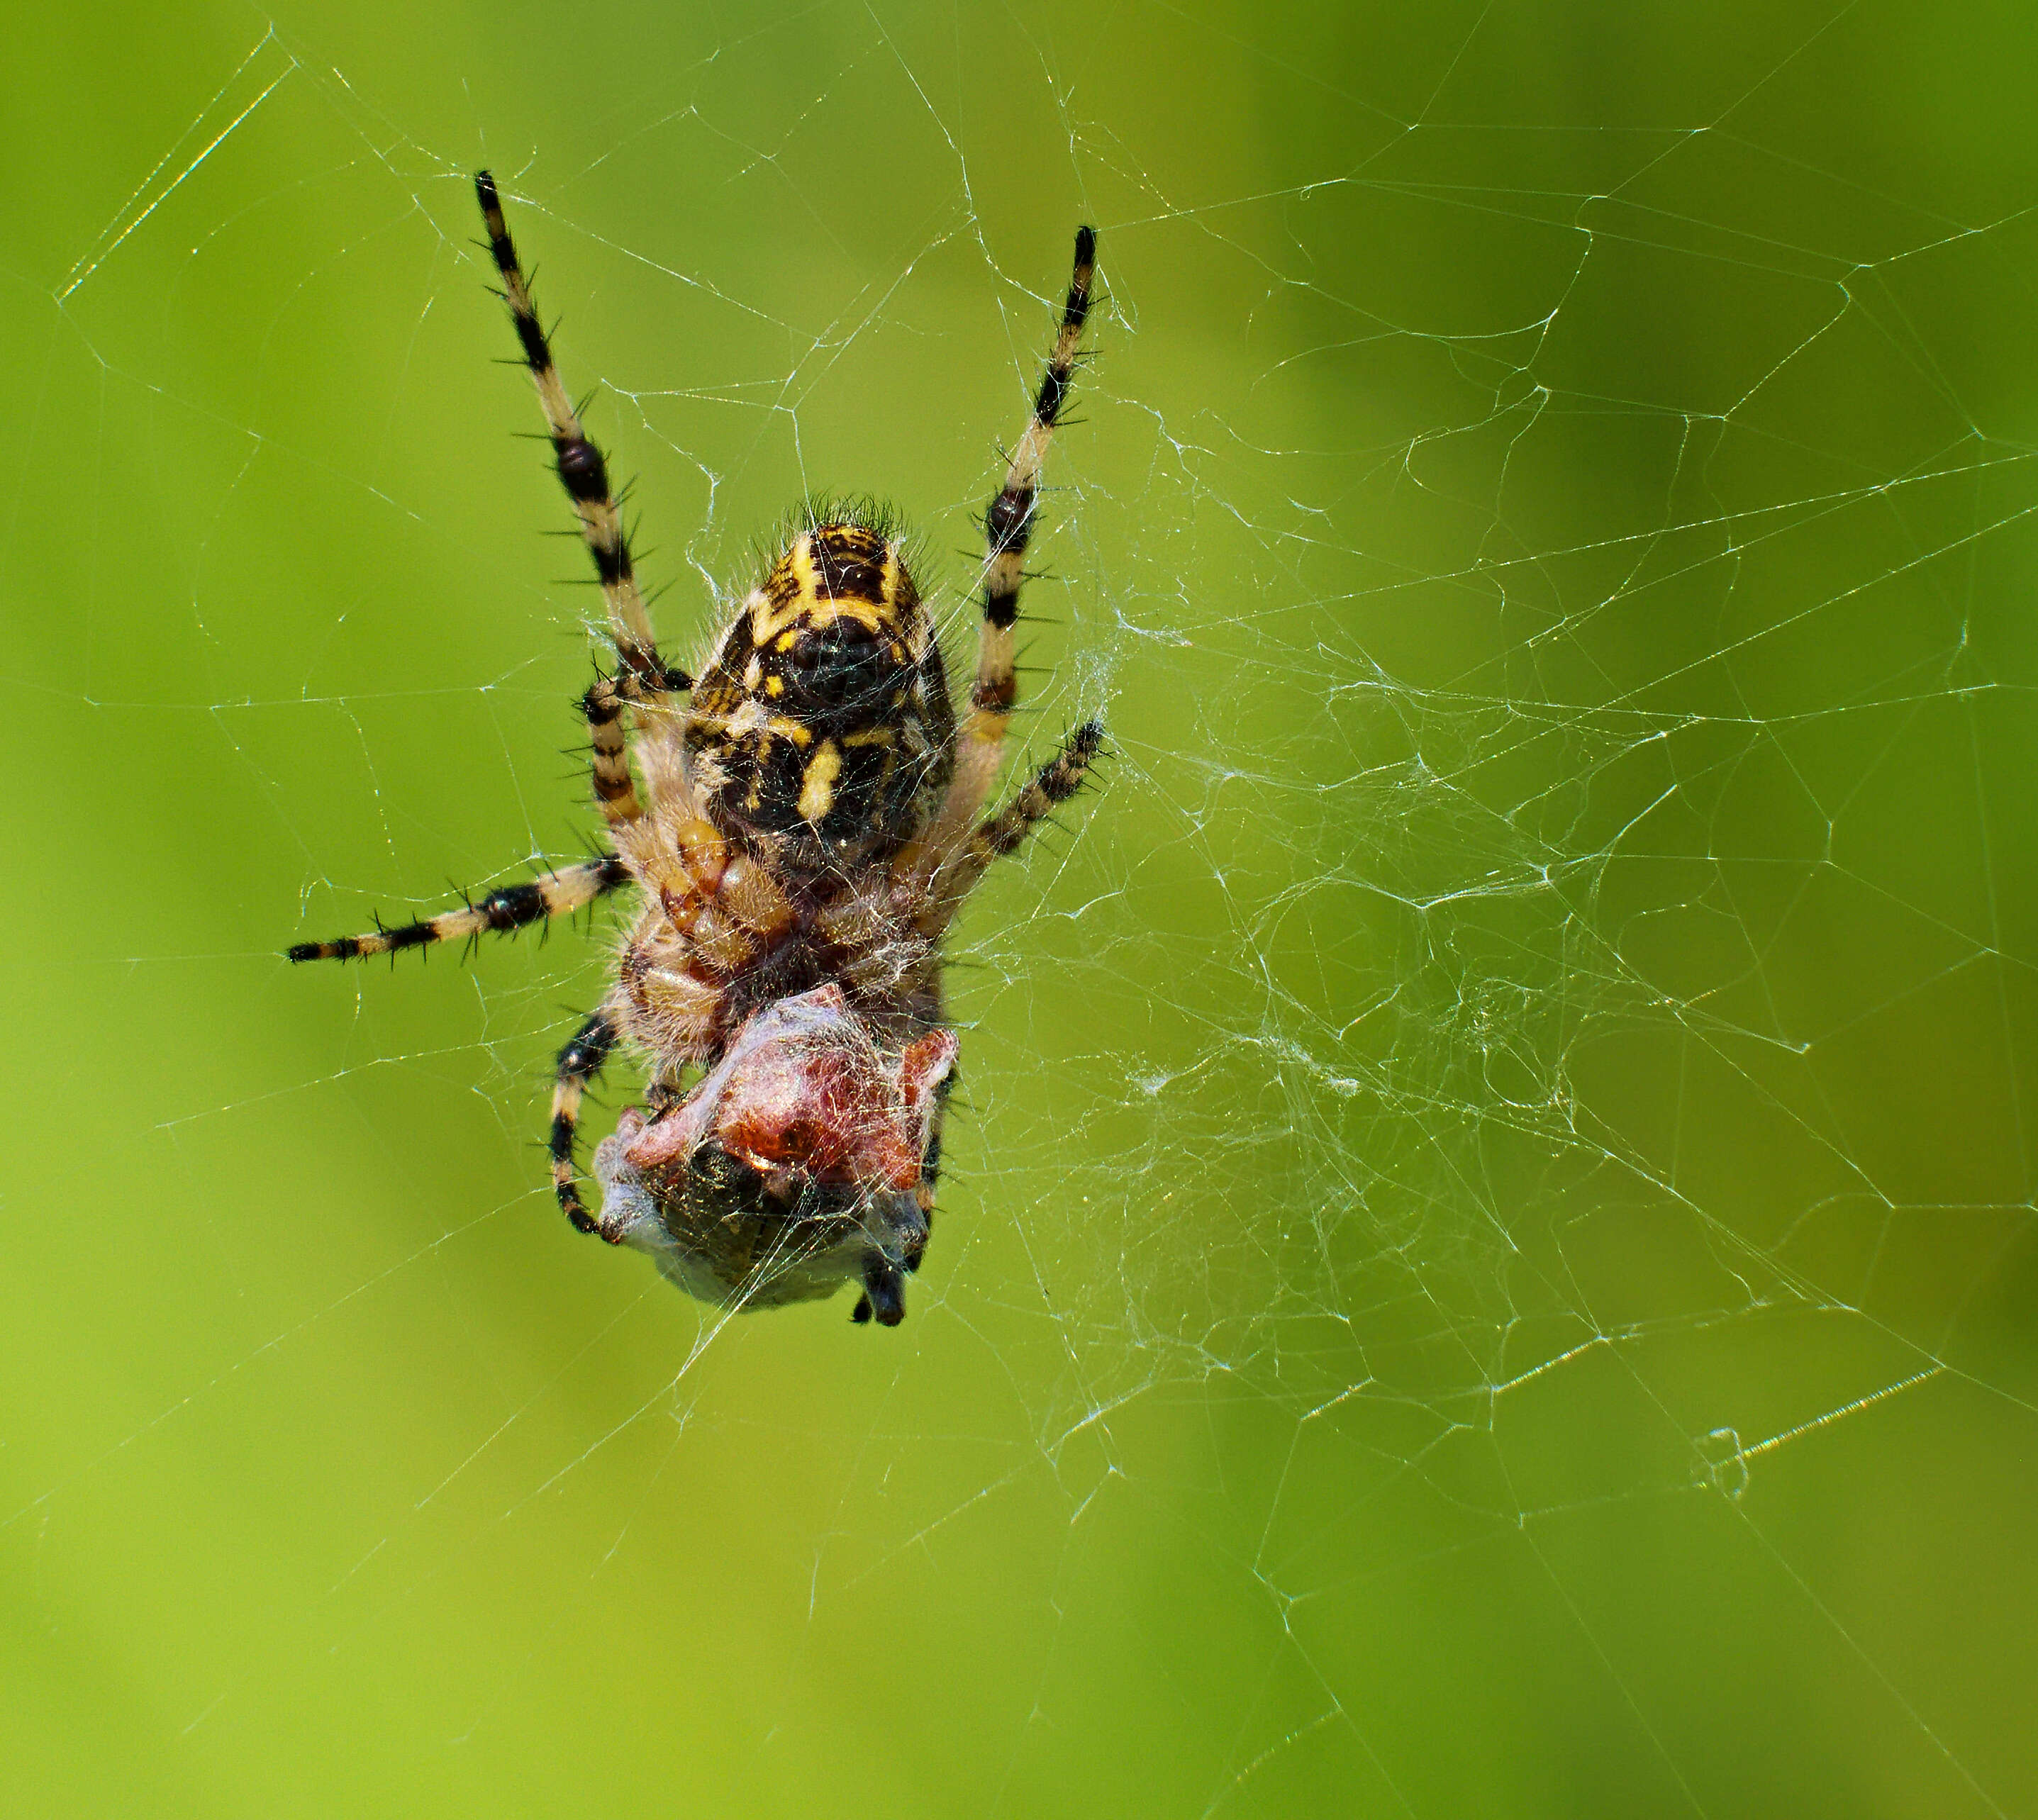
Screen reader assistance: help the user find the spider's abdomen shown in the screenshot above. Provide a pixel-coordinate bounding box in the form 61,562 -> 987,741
689,520 -> 954,871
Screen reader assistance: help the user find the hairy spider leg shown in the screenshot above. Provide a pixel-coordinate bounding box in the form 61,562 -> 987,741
851,1254 -> 907,1327
550,1006 -> 620,1236
287,856 -> 630,963
920,720 -> 1103,939
474,172 -> 690,827
580,671 -> 647,824
900,227 -> 1097,888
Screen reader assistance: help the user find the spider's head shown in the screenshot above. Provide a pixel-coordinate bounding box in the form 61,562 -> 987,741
625,985 -> 956,1200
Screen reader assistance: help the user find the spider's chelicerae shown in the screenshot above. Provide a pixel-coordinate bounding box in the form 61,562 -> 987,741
289,173 -> 1104,1327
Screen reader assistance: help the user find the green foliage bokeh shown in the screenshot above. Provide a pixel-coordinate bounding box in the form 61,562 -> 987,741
5,1 -> 2037,1814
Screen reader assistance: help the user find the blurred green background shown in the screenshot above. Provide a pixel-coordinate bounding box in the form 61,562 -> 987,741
6,0 -> 2037,1813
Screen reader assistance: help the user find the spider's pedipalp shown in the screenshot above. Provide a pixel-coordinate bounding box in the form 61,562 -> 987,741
287,855 -> 629,963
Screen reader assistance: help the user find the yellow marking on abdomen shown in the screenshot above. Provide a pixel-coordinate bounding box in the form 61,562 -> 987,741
757,598 -> 896,647
749,537 -> 819,642
797,739 -> 842,823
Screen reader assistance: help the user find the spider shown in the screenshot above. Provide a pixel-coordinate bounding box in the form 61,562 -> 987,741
288,172 -> 1105,1327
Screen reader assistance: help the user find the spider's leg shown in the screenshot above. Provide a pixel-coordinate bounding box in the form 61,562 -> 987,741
852,1254 -> 906,1327
898,227 -> 1097,889
906,1087 -> 947,1271
581,671 -> 646,825
474,172 -> 689,710
287,855 -> 630,963
918,720 -> 1103,940
550,1006 -> 619,1237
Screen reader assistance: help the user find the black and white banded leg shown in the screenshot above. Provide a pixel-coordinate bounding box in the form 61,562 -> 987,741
288,855 -> 630,963
474,172 -> 690,722
908,227 -> 1097,883
550,1007 -> 618,1236
580,669 -> 664,826
474,172 -> 664,685
921,720 -> 1104,939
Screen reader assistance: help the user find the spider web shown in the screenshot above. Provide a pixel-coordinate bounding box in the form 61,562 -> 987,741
7,1 -> 2038,1813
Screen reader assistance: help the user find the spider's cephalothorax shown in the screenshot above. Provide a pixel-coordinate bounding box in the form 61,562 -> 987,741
288,174 -> 1104,1328
687,519 -> 955,871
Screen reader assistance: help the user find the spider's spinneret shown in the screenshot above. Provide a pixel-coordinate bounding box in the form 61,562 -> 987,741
687,521 -> 954,872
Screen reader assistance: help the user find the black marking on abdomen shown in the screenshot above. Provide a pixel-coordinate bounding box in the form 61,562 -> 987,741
810,524 -> 890,602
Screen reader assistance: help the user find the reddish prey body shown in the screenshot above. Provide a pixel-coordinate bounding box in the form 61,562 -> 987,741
625,986 -> 957,1195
